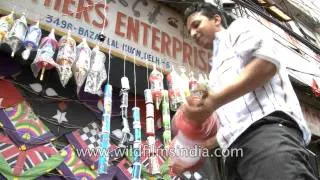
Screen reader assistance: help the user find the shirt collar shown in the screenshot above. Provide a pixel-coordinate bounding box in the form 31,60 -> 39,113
212,29 -> 228,57
215,29 -> 228,41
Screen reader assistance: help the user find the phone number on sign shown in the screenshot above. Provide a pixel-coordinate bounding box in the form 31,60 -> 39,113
45,15 -> 101,40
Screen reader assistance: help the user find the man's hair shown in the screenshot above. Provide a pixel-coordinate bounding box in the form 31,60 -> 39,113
184,2 -> 222,24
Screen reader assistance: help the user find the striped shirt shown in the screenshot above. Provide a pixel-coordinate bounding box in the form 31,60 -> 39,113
209,18 -> 311,149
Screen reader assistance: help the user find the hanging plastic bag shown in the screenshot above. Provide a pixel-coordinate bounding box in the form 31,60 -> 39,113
149,64 -> 164,110
73,38 -> 91,93
166,66 -> 185,111
31,29 -> 58,81
22,20 -> 42,60
84,46 -> 107,95
179,66 -> 190,98
6,13 -> 28,57
0,12 -> 14,43
56,30 -> 76,87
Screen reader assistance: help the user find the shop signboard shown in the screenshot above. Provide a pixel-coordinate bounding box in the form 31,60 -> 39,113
0,0 -> 212,73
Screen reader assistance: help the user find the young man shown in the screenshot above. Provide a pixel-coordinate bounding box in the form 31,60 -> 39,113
170,2 -> 318,180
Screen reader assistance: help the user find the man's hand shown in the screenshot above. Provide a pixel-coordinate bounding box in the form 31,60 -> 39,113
169,158 -> 189,175
183,91 -> 218,124
168,136 -> 217,175
200,135 -> 217,150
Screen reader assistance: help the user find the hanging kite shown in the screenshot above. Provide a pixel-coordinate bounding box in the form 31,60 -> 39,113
0,133 -> 65,180
66,122 -> 128,170
0,80 -> 55,148
57,145 -> 99,180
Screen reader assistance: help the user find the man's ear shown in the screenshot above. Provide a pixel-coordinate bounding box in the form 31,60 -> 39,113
214,15 -> 222,26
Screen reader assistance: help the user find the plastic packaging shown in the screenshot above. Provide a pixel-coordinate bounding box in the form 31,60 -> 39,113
98,84 -> 112,174
56,30 -> 76,87
119,76 -> 132,147
84,46 -> 107,95
0,12 -> 14,43
73,38 -> 91,93
31,29 -> 58,81
149,64 -> 164,110
166,67 -> 185,111
189,71 -> 198,95
180,67 -> 190,98
6,13 -> 28,57
162,90 -> 171,147
22,21 -> 42,60
132,107 -> 142,180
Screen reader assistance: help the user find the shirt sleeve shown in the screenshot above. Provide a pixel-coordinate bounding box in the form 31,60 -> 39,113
229,18 -> 281,70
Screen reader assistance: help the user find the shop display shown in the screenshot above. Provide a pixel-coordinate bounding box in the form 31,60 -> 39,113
0,10 -> 218,180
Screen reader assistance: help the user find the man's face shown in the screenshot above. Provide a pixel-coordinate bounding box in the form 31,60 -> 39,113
186,12 -> 221,49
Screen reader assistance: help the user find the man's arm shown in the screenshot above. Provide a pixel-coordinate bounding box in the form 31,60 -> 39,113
211,58 -> 277,109
184,58 -> 277,122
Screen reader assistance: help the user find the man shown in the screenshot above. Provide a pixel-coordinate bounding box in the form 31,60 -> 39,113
170,2 -> 318,180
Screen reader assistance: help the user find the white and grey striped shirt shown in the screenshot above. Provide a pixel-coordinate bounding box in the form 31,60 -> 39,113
209,18 -> 311,149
